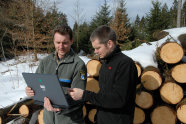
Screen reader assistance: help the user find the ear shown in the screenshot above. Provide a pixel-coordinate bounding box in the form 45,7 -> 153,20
107,40 -> 114,48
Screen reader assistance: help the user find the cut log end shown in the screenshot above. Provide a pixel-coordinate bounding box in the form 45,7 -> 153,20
88,109 -> 97,123
83,105 -> 86,118
86,78 -> 100,93
133,107 -> 145,124
135,91 -> 153,109
141,71 -> 162,90
19,105 -> 29,117
160,82 -> 184,104
151,106 -> 176,124
135,62 -> 142,77
86,60 -> 102,77
38,109 -> 44,124
171,64 -> 186,83
177,99 -> 186,123
0,116 -> 1,124
160,42 -> 184,64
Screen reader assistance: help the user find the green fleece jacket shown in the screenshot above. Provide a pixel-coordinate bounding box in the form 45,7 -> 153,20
36,49 -> 87,124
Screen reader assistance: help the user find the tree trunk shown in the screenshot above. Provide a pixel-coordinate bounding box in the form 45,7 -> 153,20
160,81 -> 184,104
86,59 -> 102,77
0,28 -> 7,61
177,0 -> 182,28
151,105 -> 177,124
133,107 -> 145,124
171,63 -> 186,83
141,66 -> 162,90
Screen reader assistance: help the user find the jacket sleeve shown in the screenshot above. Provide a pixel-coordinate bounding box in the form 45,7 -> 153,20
71,62 -> 87,90
83,60 -> 137,109
35,60 -> 44,73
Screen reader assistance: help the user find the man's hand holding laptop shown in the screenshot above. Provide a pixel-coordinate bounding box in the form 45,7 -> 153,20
25,86 -> 61,112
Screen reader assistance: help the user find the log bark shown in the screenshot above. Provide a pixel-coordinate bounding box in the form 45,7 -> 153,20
141,66 -> 162,90
135,62 -> 142,77
160,81 -> 184,104
88,109 -> 97,123
152,30 -> 169,41
171,63 -> 186,83
176,98 -> 186,123
178,33 -> 186,50
159,42 -> 184,64
86,59 -> 102,77
133,107 -> 145,124
37,109 -> 44,124
151,105 -> 177,124
135,91 -> 153,109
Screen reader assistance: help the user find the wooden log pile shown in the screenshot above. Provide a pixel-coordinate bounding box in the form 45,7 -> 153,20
0,99 -> 43,124
134,40 -> 186,124
83,59 -> 101,124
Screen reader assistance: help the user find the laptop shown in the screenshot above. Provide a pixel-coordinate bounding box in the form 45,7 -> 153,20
22,72 -> 82,109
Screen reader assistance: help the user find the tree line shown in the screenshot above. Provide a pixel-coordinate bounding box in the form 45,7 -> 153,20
0,0 -> 185,61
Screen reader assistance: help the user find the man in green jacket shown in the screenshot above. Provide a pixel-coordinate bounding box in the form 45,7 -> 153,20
25,25 -> 87,124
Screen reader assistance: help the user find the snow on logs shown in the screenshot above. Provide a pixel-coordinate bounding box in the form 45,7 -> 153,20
135,40 -> 186,123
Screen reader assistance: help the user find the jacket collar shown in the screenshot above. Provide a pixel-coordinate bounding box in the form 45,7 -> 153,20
100,45 -> 121,63
54,48 -> 75,64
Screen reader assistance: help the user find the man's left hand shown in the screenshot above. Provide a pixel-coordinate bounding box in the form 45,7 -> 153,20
44,97 -> 61,112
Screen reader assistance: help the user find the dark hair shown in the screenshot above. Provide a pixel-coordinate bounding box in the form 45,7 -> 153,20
90,25 -> 116,45
53,25 -> 73,40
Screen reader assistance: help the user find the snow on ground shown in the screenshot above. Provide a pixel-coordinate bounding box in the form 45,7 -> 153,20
0,27 -> 185,109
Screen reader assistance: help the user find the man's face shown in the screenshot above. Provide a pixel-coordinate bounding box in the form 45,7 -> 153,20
53,32 -> 73,59
91,39 -> 112,59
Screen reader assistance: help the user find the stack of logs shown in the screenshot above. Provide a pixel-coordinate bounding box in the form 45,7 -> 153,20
83,59 -> 101,123
0,99 -> 43,124
84,41 -> 186,124
134,41 -> 186,124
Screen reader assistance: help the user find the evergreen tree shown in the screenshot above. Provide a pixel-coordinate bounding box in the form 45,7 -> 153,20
73,22 -> 92,54
146,1 -> 170,41
90,0 -> 112,31
170,0 -> 178,27
110,0 -> 131,43
161,3 -> 171,29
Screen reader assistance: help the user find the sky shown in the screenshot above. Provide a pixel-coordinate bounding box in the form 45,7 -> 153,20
49,0 -> 175,28
0,27 -> 186,111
